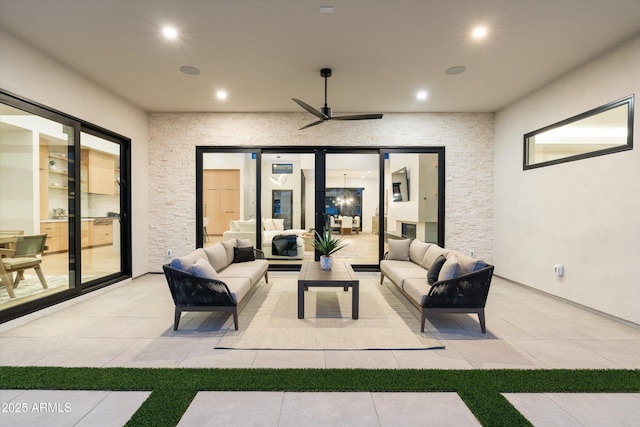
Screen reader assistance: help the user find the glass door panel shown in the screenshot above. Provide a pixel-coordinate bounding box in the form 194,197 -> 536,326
383,152 -> 441,255
261,152 -> 315,266
0,104 -> 73,308
80,131 -> 121,282
325,153 -> 380,265
203,152 -> 257,247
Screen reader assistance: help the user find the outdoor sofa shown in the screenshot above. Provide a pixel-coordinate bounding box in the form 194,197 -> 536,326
380,238 -> 494,333
163,238 -> 268,330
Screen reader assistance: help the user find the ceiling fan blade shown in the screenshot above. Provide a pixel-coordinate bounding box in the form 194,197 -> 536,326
330,113 -> 384,121
292,98 -> 328,120
299,119 -> 325,130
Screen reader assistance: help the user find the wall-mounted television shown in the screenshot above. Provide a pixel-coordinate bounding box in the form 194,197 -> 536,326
391,167 -> 409,202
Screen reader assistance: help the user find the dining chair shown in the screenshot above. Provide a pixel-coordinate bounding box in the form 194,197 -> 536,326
340,216 -> 353,235
0,234 -> 48,298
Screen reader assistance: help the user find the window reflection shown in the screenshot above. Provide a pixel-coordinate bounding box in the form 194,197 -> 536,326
525,96 -> 633,169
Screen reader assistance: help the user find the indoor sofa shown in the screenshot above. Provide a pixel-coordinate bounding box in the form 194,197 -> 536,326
380,238 -> 494,333
163,238 -> 268,330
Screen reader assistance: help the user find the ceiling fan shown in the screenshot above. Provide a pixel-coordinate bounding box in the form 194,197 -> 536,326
293,68 -> 383,130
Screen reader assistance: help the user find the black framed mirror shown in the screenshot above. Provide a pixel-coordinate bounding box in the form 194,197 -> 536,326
524,95 -> 634,169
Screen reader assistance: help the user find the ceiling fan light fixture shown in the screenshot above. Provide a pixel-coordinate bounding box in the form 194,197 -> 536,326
293,68 -> 383,130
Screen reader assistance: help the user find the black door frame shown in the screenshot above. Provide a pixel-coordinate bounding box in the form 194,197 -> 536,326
0,89 -> 132,323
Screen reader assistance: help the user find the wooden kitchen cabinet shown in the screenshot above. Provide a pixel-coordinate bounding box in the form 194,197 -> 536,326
81,220 -> 93,248
82,149 -> 115,195
40,221 -> 68,253
92,221 -> 113,246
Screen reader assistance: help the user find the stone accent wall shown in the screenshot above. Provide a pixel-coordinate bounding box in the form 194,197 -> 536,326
148,112 -> 494,270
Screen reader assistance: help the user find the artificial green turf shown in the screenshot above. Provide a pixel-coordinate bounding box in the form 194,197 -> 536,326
1,367 -> 639,426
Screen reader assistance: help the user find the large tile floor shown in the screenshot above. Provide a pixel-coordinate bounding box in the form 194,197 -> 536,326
1,272 -> 639,426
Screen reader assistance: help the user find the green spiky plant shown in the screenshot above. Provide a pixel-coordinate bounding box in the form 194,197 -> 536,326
311,230 -> 346,256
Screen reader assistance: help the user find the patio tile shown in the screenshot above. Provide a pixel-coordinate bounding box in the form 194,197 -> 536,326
392,346 -> 474,369
102,337 -> 200,368
372,392 -> 481,426
445,339 -> 544,369
0,337 -> 74,365
179,343 -> 259,368
279,392 -> 379,427
512,339 -> 619,368
35,337 -> 137,367
252,349 -> 325,368
0,389 -> 149,427
504,393 -> 640,427
178,391 -> 284,427
575,339 -> 640,368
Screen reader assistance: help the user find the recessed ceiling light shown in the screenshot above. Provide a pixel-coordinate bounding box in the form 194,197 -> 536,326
216,90 -> 228,100
471,26 -> 488,39
320,6 -> 334,13
416,91 -> 428,100
162,26 -> 178,40
179,66 -> 200,75
446,65 -> 466,75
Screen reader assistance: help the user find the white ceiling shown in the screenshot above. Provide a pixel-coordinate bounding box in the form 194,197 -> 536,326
1,0 -> 639,115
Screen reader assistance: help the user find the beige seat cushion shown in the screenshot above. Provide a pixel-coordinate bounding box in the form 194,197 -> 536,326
219,259 -> 268,286
403,278 -> 430,306
380,259 -> 428,289
222,277 -> 252,304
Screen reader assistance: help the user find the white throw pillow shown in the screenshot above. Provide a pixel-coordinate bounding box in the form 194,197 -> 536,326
273,218 -> 285,230
263,218 -> 275,231
190,257 -> 219,280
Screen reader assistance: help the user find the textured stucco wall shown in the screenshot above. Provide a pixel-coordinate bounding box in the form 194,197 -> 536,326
148,112 -> 494,271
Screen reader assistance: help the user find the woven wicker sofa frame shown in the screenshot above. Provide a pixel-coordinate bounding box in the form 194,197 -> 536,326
383,264 -> 494,333
162,252 -> 267,331
419,265 -> 494,333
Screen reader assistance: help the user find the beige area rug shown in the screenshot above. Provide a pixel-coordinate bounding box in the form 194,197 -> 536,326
0,274 -> 69,305
216,277 -> 443,350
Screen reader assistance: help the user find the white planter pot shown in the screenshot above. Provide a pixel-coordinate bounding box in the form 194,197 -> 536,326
320,255 -> 333,270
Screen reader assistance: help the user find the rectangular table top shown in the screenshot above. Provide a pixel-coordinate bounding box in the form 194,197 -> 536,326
298,261 -> 358,284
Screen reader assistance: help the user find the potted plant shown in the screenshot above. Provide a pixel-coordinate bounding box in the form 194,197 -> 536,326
310,230 -> 346,270
49,159 -> 56,171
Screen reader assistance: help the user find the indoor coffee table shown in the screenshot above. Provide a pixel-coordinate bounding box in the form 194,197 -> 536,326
297,260 -> 359,319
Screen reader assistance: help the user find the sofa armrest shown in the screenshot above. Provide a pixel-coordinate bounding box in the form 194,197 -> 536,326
422,265 -> 494,309
163,264 -> 237,306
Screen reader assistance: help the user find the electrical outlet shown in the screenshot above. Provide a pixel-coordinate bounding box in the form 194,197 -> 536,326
167,249 -> 173,257
468,249 -> 475,257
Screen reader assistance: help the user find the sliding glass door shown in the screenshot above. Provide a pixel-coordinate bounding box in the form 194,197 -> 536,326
196,147 -> 444,270
325,152 -> 380,266
80,130 -> 123,283
260,151 -> 315,266
0,91 -> 131,322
